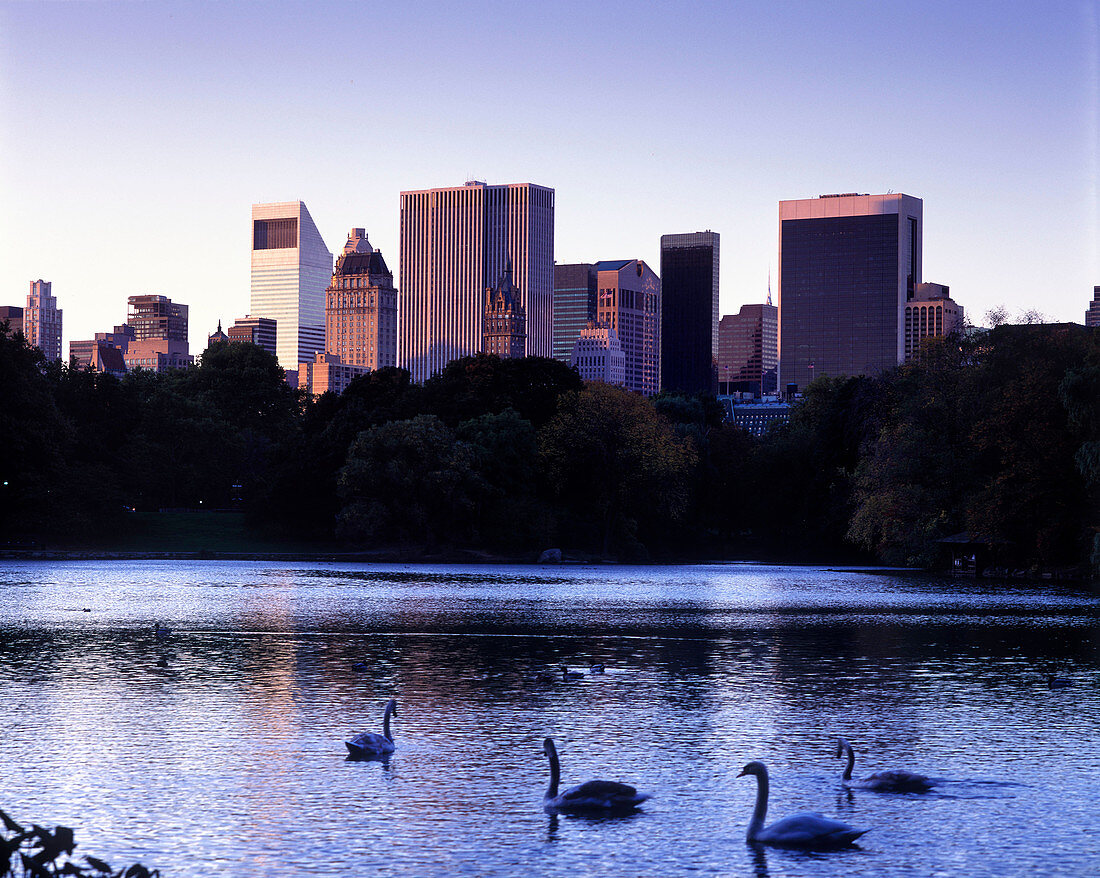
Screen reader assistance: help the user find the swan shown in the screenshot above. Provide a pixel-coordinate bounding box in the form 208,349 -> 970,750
560,665 -> 584,681
542,737 -> 650,815
738,761 -> 868,849
835,737 -> 933,792
346,698 -> 397,758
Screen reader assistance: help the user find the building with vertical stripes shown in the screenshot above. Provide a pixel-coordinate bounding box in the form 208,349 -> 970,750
399,181 -> 554,383
250,201 -> 333,372
903,283 -> 964,362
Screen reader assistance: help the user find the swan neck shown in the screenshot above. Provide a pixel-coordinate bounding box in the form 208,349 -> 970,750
842,741 -> 855,781
546,746 -> 560,798
382,702 -> 394,742
747,770 -> 768,840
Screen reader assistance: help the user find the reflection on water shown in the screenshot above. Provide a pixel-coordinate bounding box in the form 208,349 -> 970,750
0,561 -> 1098,877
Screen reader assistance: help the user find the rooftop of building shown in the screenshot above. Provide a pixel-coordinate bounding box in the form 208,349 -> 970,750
333,249 -> 391,277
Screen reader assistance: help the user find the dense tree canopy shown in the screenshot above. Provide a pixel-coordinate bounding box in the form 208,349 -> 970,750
2,323 -> 1097,574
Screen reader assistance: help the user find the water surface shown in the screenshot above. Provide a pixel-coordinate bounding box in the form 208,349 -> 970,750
1,561 -> 1098,877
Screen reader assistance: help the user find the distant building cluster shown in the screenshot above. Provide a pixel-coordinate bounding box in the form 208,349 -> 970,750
8,183 -> 1097,417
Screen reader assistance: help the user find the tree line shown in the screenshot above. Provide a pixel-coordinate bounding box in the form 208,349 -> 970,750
2,322 -> 1097,573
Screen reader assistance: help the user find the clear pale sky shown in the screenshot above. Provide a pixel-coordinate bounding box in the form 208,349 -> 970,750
2,1 -> 1097,355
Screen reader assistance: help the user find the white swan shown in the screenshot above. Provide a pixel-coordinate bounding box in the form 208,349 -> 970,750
738,761 -> 868,848
542,737 -> 650,815
835,737 -> 933,792
346,698 -> 397,758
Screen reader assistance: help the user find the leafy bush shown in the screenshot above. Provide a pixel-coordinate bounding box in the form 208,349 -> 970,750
0,809 -> 158,878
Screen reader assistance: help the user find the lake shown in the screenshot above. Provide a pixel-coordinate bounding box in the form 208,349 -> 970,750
0,561 -> 1097,877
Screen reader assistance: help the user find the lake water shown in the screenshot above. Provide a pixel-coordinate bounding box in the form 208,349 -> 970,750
1,561 -> 1098,877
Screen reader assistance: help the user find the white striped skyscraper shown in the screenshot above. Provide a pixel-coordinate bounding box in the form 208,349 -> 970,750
399,181 -> 554,383
250,201 -> 333,370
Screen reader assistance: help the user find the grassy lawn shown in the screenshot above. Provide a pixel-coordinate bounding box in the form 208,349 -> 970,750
100,511 -> 339,555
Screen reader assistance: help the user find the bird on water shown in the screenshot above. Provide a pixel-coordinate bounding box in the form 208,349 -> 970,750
346,698 -> 398,758
737,761 -> 868,849
835,737 -> 934,792
541,736 -> 650,815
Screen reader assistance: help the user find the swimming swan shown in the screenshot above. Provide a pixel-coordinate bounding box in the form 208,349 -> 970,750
835,737 -> 933,792
737,761 -> 868,848
542,737 -> 650,815
560,666 -> 585,681
346,698 -> 397,758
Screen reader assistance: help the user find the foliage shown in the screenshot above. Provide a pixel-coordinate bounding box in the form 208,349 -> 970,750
4,317 -> 1098,571
337,415 -> 484,548
0,809 -> 158,878
540,383 -> 697,558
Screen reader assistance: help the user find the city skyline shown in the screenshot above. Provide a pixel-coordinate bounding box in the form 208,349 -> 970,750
1,2 -> 1097,354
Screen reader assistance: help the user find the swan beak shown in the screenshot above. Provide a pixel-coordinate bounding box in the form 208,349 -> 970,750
736,768 -> 747,777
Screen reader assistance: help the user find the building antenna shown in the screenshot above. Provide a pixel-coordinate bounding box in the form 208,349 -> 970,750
767,267 -> 772,306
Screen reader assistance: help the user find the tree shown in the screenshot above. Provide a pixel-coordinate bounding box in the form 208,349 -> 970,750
337,415 -> 483,548
540,384 -> 697,557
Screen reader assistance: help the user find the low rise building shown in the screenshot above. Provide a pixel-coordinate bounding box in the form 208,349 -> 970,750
228,316 -> 278,357
570,321 -> 625,386
483,261 -> 527,359
124,338 -> 193,372
1086,286 -> 1100,328
903,282 -> 964,361
298,351 -> 369,396
0,306 -> 23,335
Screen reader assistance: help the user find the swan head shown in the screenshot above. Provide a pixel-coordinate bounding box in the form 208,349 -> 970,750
737,761 -> 767,779
834,736 -> 850,758
386,698 -> 398,717
543,737 -> 557,758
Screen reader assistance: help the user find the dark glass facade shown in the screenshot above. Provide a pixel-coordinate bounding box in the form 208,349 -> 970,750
552,263 -> 596,363
253,218 -> 299,250
660,237 -> 718,393
780,213 -> 900,390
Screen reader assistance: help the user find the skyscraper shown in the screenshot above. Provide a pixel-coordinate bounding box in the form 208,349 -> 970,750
325,228 -> 397,371
399,181 -> 554,383
251,201 -> 333,371
553,263 -> 597,363
1086,286 -> 1100,328
779,193 -> 922,390
718,303 -> 778,396
25,280 -> 62,361
660,231 -> 719,393
595,259 -> 661,396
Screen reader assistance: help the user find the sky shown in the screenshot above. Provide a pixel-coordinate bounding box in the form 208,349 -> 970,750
1,1 -> 1097,356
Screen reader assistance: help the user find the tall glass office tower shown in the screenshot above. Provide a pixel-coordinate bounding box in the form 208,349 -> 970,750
660,231 -> 719,393
399,181 -> 554,383
250,201 -> 333,371
778,193 -> 922,390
